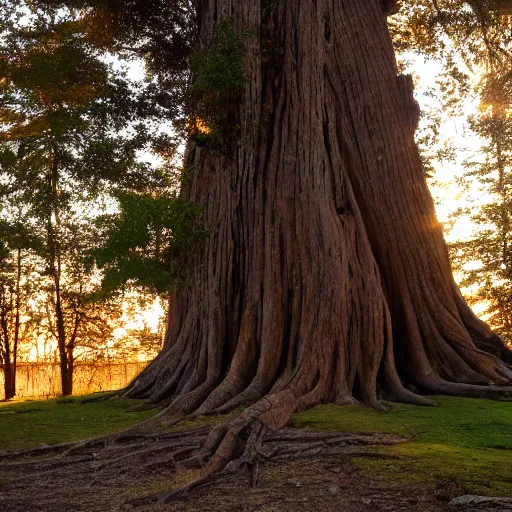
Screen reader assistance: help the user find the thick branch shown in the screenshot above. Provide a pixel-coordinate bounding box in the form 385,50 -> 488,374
466,0 -> 512,15
495,0 -> 512,14
383,0 -> 399,15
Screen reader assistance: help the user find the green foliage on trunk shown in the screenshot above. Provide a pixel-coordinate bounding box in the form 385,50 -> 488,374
189,18 -> 246,148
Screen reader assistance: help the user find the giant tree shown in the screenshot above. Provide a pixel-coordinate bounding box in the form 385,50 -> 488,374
102,0 -> 512,489
123,0 -> 512,409
3,0 -> 512,499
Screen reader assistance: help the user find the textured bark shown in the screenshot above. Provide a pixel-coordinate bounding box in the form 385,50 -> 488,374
124,0 -> 512,479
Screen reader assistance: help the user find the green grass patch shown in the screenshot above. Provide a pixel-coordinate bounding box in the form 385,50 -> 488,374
291,396 -> 512,496
0,394 -> 158,452
1,394 -> 510,497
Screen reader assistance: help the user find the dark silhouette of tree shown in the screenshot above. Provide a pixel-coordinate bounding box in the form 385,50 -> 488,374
0,219 -> 39,399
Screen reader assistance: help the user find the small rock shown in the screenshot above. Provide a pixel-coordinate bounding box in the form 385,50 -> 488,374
328,484 -> 340,495
361,498 -> 372,505
450,495 -> 512,506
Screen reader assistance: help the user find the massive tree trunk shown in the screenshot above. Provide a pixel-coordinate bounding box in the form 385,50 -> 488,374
125,0 -> 511,458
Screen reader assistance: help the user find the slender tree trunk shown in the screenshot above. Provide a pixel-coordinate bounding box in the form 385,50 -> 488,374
5,364 -> 15,400
9,247 -> 22,400
62,311 -> 80,397
126,0 -> 512,442
3,361 -> 9,400
61,349 -> 74,396
56,298 -> 72,395
47,139 -> 73,396
58,340 -> 72,395
1,336 -> 14,400
3,358 -> 11,400
0,290 -> 14,400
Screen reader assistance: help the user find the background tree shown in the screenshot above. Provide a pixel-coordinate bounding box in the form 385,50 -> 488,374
38,218 -> 127,386
0,6 -> 171,394
449,79 -> 512,348
0,221 -> 24,399
0,209 -> 42,399
104,291 -> 167,363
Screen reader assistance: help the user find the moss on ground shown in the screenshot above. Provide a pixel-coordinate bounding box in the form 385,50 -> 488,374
0,394 -> 157,451
292,396 -> 512,496
1,394 -> 510,497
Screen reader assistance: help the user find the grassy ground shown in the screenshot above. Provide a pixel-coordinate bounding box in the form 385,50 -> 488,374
0,393 -> 156,451
1,394 -> 510,496
292,396 -> 512,496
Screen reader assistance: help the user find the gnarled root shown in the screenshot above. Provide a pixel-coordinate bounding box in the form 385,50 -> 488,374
1,393 -> 413,510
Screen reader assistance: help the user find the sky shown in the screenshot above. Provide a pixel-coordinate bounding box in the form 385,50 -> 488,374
409,55 -> 485,243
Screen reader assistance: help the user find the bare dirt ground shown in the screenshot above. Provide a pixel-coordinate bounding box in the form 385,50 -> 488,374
0,428 -> 509,512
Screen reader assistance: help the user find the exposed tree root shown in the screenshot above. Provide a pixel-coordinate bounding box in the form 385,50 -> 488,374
1,399 -> 416,509
3,379 -> 511,508
150,422 -> 410,506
